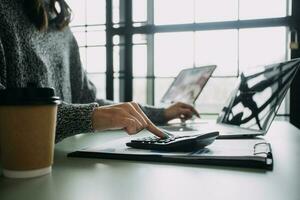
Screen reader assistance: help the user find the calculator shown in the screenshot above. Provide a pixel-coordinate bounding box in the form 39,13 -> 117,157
126,131 -> 219,151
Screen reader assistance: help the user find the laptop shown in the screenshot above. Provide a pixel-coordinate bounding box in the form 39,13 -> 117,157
161,58 -> 300,138
159,65 -> 216,106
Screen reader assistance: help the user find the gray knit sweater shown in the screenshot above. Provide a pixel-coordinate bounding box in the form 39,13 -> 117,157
0,0 -> 166,142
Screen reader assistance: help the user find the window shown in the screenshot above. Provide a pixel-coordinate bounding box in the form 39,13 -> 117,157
239,27 -> 287,69
67,0 -> 295,117
138,0 -> 290,116
154,0 -> 194,25
195,0 -> 238,23
65,0 -> 106,99
239,0 -> 287,20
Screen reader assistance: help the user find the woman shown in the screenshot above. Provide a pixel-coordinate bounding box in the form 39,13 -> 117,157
0,0 -> 199,142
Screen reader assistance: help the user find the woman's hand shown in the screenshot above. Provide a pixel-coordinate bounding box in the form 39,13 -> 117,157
164,102 -> 200,122
92,102 -> 165,138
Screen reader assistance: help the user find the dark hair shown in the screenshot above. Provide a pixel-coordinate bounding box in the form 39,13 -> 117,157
24,0 -> 72,31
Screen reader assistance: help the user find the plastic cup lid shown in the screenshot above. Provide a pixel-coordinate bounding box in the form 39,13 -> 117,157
0,83 -> 61,105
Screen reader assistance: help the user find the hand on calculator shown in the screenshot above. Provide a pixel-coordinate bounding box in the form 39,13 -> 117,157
126,130 -> 219,151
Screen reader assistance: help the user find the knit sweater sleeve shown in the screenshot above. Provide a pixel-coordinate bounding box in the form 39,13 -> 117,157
140,104 -> 167,125
55,71 -> 99,142
55,102 -> 98,143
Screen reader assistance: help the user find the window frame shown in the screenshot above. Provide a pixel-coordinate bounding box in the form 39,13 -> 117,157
105,0 -> 299,117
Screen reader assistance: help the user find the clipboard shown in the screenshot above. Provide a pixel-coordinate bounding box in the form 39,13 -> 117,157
67,138 -> 273,170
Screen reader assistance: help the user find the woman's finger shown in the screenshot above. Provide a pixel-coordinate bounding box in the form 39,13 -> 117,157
113,108 -> 144,134
130,102 -> 166,138
121,118 -> 139,135
126,102 -> 148,127
120,116 -> 144,135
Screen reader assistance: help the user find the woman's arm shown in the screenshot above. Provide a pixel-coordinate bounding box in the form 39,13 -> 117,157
140,104 -> 166,124
0,36 -> 99,143
55,102 -> 98,143
140,102 -> 199,125
1,37 -> 99,143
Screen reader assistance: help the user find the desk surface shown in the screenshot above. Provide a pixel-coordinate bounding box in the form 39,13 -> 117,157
0,121 -> 300,200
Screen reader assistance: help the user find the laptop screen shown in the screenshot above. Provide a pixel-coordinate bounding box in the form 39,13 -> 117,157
160,65 -> 216,104
217,58 -> 300,132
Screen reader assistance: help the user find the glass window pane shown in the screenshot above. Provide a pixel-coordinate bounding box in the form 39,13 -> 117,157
195,78 -> 238,114
86,26 -> 106,32
66,0 -> 86,26
113,36 -> 120,45
114,77 -> 120,102
86,47 -> 106,73
71,27 -> 86,47
154,32 -> 194,77
79,47 -> 87,70
133,34 -> 147,44
87,31 -> 106,46
86,0 -> 106,24
195,29 -> 238,76
133,0 -> 147,22
195,0 -> 238,23
133,45 -> 147,77
113,0 -> 120,24
239,0 -> 287,20
113,46 -> 120,72
154,0 -> 194,25
239,27 -> 287,70
154,78 -> 175,105
133,78 -> 147,104
87,73 -> 106,99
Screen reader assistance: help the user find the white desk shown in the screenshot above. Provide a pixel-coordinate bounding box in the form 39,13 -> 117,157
0,121 -> 300,200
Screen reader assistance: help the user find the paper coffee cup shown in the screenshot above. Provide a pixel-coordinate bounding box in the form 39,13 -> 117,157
0,85 -> 60,178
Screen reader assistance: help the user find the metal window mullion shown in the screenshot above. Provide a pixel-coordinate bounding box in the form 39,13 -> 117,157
112,17 -> 295,35
125,0 -> 133,102
119,0 -> 133,102
146,0 -> 155,105
119,0 -> 125,101
282,0 -> 292,116
119,38 -> 126,101
106,0 -> 114,100
290,0 -> 300,128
